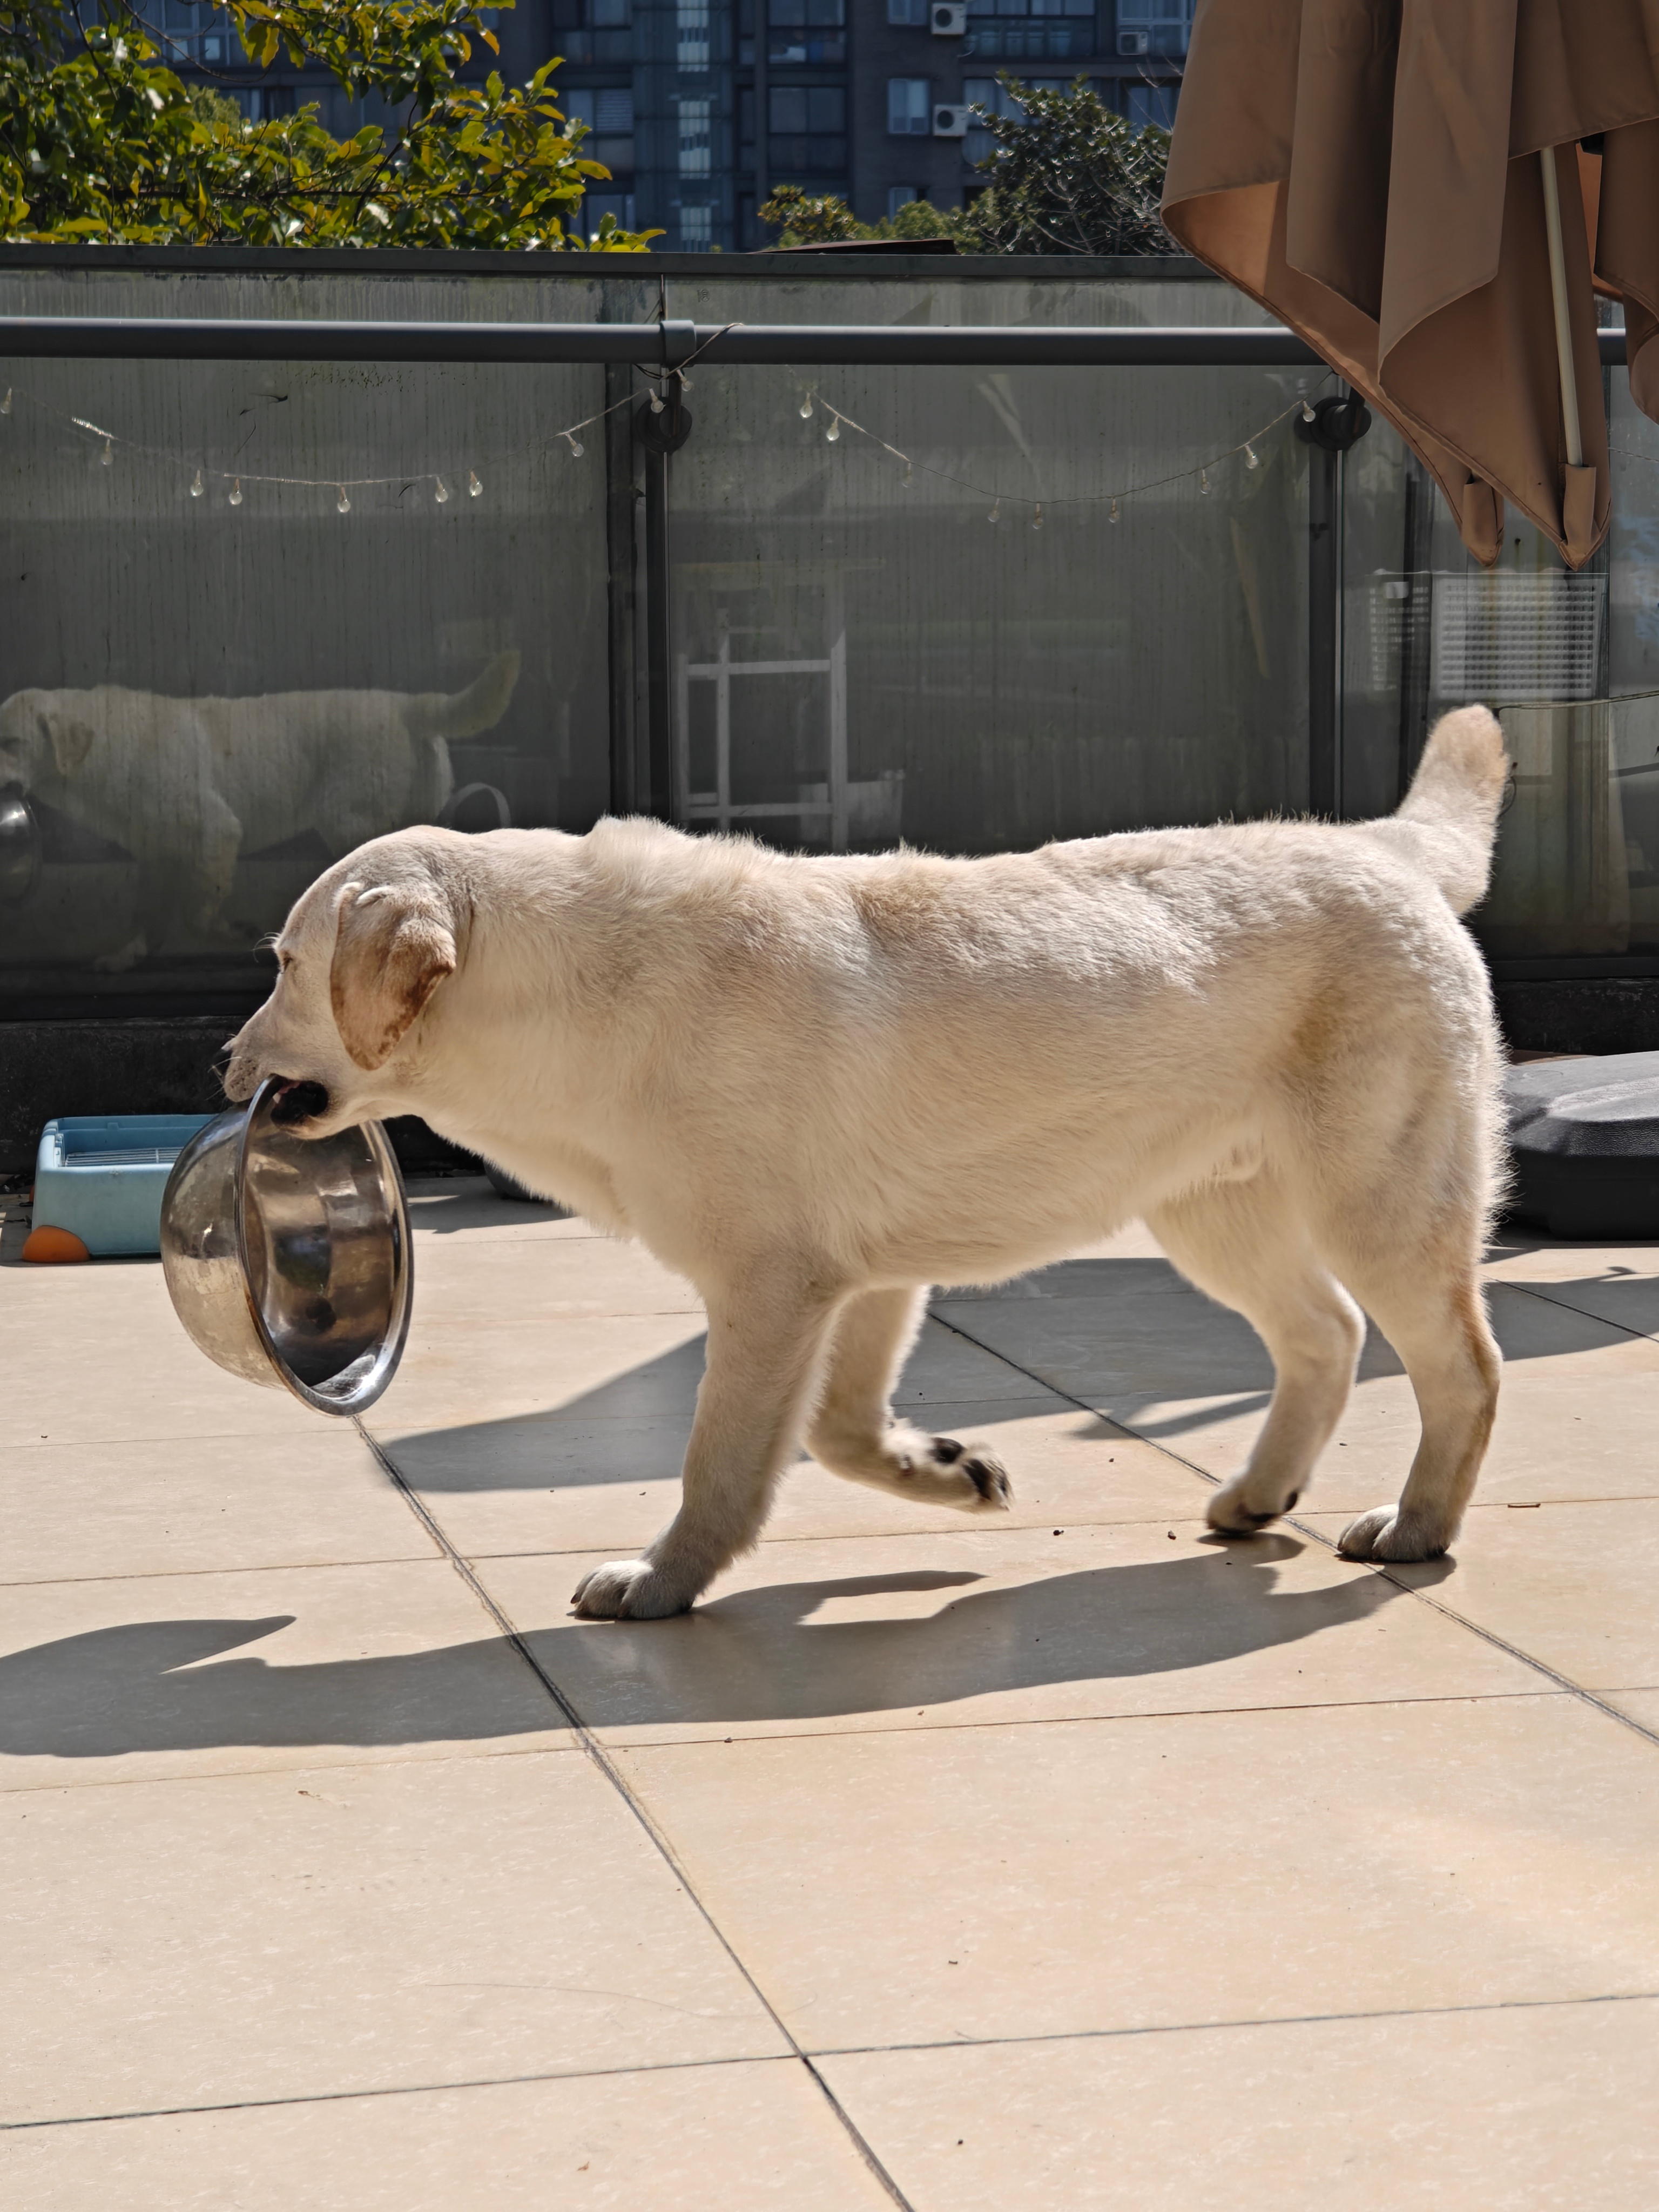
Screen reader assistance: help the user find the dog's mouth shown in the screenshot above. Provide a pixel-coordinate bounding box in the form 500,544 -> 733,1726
267,1078 -> 331,1127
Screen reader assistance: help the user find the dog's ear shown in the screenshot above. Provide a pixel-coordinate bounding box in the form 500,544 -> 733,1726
329,877 -> 457,1071
47,712 -> 97,779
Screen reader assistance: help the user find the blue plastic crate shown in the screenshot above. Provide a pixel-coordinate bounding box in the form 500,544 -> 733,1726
33,1113 -> 215,1258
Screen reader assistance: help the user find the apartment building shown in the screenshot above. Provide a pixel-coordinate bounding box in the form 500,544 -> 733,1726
145,0 -> 1190,250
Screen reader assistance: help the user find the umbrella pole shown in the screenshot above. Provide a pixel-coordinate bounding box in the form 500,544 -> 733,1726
1540,146 -> 1584,469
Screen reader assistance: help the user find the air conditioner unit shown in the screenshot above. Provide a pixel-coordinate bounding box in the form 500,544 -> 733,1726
1116,28 -> 1149,53
933,103 -> 970,136
930,2 -> 967,33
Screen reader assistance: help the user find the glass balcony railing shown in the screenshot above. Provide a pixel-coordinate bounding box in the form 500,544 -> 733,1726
0,252 -> 1645,1026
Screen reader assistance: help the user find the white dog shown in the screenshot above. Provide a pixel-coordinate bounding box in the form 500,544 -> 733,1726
0,652 -> 518,970
225,705 -> 1508,1618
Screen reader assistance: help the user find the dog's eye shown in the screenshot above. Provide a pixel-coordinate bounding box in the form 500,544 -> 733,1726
276,950 -> 294,973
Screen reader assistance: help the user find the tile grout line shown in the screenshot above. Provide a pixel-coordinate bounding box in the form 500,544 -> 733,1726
352,1417 -> 916,2212
12,1985 -> 1659,2134
929,1311 -> 1659,1755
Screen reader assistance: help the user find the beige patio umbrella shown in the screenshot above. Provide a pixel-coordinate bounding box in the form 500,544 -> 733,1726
1162,0 -> 1659,569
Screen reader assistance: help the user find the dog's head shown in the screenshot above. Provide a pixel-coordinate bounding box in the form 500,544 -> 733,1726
224,831 -> 468,1132
0,689 -> 97,798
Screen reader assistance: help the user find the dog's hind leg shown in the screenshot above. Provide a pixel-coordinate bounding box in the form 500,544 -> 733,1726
1318,1211 -> 1500,1566
1147,1171 -> 1365,1535
571,1273 -> 841,1619
805,1286 -> 1011,1513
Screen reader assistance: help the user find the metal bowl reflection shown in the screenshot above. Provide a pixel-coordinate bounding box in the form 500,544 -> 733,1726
0,785 -> 41,902
160,1077 -> 413,1415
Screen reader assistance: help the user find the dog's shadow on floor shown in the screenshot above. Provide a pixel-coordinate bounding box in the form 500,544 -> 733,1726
0,1540 -> 1451,1759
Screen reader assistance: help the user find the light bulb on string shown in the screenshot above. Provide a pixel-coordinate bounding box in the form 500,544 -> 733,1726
649,385 -> 665,414
0,389 -> 11,416
825,414 -> 841,444
988,498 -> 1000,523
228,478 -> 243,507
679,372 -> 693,393
901,460 -> 913,488
1031,502 -> 1044,530
434,475 -> 450,503
336,485 -> 351,514
1245,442 -> 1259,469
799,390 -> 814,419
101,437 -> 113,468
468,470 -> 483,497
562,431 -> 584,458
1199,468 -> 1210,495
190,467 -> 205,499
1109,497 -> 1119,523
1300,399 -> 1316,422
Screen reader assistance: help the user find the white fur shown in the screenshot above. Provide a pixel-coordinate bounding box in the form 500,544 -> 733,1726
0,652 -> 518,970
225,706 -> 1509,1618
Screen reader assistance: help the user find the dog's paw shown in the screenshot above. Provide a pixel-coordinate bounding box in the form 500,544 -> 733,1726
1205,1473 -> 1300,1536
571,1558 -> 698,1620
896,1430 -> 1012,1512
1336,1506 -> 1449,1563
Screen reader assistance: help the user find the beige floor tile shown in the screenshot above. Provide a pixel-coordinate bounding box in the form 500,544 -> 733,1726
2,2059 -> 893,2212
410,1224 -> 703,1320
481,1523 -> 1538,1743
0,1559 -> 571,1788
614,1696 -> 1659,2050
387,1401 -> 1205,1563
0,1751 -> 787,2125
821,1998 -> 1659,2211
1300,1497 -> 1659,1695
1486,1229 -> 1659,1287
371,1312 -> 712,1432
1603,1688 -> 1659,1731
0,1428 -> 433,1586
1105,1362 -> 1659,1515
0,1259 -> 323,1449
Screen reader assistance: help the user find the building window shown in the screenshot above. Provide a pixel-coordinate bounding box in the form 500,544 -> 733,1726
584,192 -> 638,233
678,97 -> 713,176
565,87 -> 635,173
887,184 -> 920,215
887,0 -> 928,21
966,0 -> 1093,60
770,84 -> 848,173
157,2 -> 236,64
677,0 -> 711,69
888,77 -> 931,134
678,203 -> 714,248
1126,80 -> 1178,129
1117,0 -> 1192,51
767,0 -> 846,66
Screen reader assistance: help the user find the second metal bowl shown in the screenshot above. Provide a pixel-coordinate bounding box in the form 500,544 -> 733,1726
160,1077 -> 413,1415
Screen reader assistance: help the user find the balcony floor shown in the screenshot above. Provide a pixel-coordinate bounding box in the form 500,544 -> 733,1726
5,1181 -> 1659,2207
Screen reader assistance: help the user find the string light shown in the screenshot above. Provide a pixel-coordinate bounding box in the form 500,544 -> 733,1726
988,497 -> 1000,523
799,391 -> 814,419
561,431 -> 583,458
901,460 -> 913,488
1245,442 -> 1258,469
0,389 -> 11,415
336,485 -> 350,514
228,478 -> 242,507
190,467 -> 204,498
1031,503 -> 1044,530
434,475 -> 450,503
825,413 -> 841,443
1301,399 -> 1316,422
468,469 -> 483,497
1199,468 -> 1210,495
1109,498 -> 1119,523
649,387 -> 666,413
101,436 -> 113,467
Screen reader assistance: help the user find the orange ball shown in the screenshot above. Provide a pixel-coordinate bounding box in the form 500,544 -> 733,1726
22,1224 -> 91,1264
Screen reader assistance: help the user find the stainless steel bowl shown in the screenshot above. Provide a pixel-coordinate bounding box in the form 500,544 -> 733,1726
0,785 -> 41,902
160,1077 -> 413,1415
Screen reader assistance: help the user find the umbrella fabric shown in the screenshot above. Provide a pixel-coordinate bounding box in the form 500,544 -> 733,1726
1162,0 -> 1659,570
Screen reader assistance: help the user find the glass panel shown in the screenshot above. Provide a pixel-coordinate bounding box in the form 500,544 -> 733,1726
664,364 -> 1311,854
0,359 -> 610,1010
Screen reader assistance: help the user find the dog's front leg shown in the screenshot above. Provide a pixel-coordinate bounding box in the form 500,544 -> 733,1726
571,1278 -> 838,1620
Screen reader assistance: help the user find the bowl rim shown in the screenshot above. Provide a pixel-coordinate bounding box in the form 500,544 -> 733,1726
235,1076 -> 415,1417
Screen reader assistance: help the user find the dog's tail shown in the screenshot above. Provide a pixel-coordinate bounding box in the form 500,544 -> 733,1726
1371,705 -> 1509,916
404,649 -> 522,742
